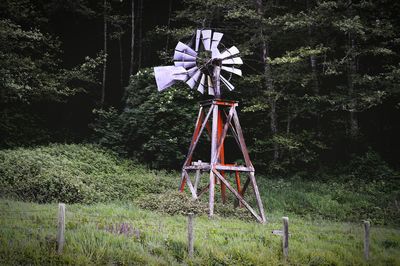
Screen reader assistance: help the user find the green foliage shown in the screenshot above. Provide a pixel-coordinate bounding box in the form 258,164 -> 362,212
0,144 -> 175,203
341,149 -> 396,181
0,17 -> 102,148
261,174 -> 400,225
0,19 -> 70,103
91,107 -> 126,155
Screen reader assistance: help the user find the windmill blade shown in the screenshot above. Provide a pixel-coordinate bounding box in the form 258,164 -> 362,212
207,75 -> 214,95
197,74 -> 206,94
221,66 -> 242,76
173,50 -> 196,62
219,46 -> 240,59
174,61 -> 196,69
201,29 -> 212,51
221,57 -> 243,65
173,68 -> 189,81
186,66 -> 199,78
195,29 -> 201,52
175,41 -> 197,57
186,69 -> 202,89
154,66 -> 187,91
211,48 -> 221,59
211,32 -> 223,50
220,75 -> 235,91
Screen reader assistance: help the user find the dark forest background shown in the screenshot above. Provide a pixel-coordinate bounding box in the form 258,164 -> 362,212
1,0 -> 399,178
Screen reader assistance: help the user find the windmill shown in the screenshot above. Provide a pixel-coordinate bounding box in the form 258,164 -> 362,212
153,29 -> 266,223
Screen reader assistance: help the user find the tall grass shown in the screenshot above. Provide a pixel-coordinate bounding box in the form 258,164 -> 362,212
0,200 -> 399,265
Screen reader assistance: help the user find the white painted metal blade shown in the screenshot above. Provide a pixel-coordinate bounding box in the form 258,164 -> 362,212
186,69 -> 202,89
207,75 -> 214,95
174,61 -> 196,69
173,68 -> 188,81
221,57 -> 243,65
201,29 -> 212,51
197,74 -> 206,94
195,29 -> 201,52
221,66 -> 242,76
220,75 -> 235,91
154,66 -> 187,91
219,46 -> 240,59
211,32 -> 223,50
186,66 -> 199,78
175,41 -> 197,57
211,48 -> 221,59
173,50 -> 196,61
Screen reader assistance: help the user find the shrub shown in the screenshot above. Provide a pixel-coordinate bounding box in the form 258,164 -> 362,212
0,144 -> 175,203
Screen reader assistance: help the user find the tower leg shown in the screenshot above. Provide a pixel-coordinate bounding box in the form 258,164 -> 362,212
179,107 -> 204,192
209,103 -> 219,218
218,109 -> 226,203
249,171 -> 266,223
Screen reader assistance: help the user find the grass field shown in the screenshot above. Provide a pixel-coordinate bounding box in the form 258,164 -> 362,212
1,199 -> 399,265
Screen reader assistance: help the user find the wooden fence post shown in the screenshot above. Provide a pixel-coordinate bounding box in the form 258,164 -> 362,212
57,203 -> 65,254
282,217 -> 289,259
188,213 -> 194,258
364,220 -> 370,260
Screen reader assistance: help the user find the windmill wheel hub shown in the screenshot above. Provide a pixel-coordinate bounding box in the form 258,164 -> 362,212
196,50 -> 212,68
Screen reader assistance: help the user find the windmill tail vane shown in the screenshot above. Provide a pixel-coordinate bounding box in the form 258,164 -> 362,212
154,29 -> 243,97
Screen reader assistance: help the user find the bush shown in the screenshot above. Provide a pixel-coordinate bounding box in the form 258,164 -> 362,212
0,144 -> 175,203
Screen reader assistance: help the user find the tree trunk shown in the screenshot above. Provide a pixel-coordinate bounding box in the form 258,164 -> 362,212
101,0 -> 107,106
310,54 -> 319,94
348,34 -> 359,137
306,0 -> 319,93
129,0 -> 135,77
286,111 -> 291,135
118,35 -> 123,89
257,0 -> 279,160
165,0 -> 172,50
137,0 -> 143,69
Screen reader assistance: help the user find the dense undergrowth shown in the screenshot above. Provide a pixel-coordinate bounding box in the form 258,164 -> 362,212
0,144 -> 399,225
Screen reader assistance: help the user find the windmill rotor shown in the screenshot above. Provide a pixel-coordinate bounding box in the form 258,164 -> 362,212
154,29 -> 243,97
